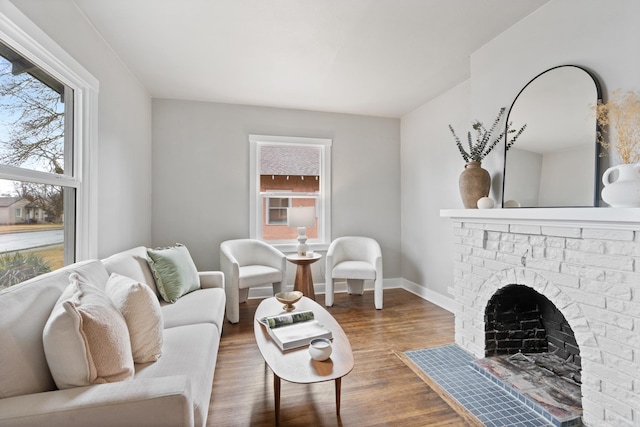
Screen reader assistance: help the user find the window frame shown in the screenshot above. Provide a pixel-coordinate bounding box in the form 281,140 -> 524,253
249,134 -> 331,253
265,195 -> 291,225
0,3 -> 99,261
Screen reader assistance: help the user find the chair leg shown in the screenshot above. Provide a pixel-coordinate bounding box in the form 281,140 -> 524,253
325,279 -> 334,306
226,287 -> 240,324
239,288 -> 249,304
272,281 -> 284,295
347,279 -> 364,295
374,281 -> 383,310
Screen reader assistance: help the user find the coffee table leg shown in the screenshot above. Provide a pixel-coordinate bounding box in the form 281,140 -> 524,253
274,373 -> 281,424
335,377 -> 341,416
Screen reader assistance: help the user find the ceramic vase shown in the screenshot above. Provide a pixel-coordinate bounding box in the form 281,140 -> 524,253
601,163 -> 640,207
459,161 -> 491,209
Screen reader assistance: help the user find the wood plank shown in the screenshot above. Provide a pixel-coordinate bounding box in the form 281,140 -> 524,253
208,288 -> 474,426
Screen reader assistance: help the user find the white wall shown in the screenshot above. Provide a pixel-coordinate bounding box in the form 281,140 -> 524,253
10,0 -> 153,258
400,80 -> 469,306
152,99 -> 401,277
401,0 -> 640,307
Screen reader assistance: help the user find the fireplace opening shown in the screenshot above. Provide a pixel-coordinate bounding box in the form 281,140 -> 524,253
478,284 -> 583,426
485,284 -> 580,370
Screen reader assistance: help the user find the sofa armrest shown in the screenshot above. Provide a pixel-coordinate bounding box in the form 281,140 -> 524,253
0,376 -> 194,427
199,271 -> 224,289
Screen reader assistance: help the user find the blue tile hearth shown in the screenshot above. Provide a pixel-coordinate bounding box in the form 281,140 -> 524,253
404,345 -> 559,427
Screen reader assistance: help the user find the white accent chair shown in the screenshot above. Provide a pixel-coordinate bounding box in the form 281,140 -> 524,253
325,236 -> 383,309
220,239 -> 287,323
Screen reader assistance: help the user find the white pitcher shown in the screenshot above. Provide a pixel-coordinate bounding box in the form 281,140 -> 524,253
602,163 -> 640,207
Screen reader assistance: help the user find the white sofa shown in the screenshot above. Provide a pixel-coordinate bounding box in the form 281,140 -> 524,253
0,246 -> 225,427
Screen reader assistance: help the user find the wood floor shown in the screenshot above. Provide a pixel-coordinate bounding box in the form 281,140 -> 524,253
208,288 -> 473,426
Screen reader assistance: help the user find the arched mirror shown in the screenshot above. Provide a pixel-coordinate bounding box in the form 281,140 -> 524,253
502,65 -> 602,207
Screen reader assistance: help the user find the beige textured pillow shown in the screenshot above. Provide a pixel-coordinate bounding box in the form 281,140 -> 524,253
43,273 -> 134,390
106,273 -> 164,363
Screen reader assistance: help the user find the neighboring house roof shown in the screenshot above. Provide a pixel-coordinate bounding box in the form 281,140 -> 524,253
0,197 -> 23,207
260,145 -> 320,176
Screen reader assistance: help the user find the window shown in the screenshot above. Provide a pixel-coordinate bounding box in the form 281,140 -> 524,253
0,4 -> 98,289
266,196 -> 290,225
249,135 -> 331,252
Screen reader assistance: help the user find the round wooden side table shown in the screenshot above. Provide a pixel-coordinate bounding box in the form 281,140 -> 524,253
286,253 -> 322,300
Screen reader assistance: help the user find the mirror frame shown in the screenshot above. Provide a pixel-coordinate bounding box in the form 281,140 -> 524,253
502,65 -> 603,208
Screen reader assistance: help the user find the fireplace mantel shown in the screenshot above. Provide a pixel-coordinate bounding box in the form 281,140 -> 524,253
440,207 -> 640,230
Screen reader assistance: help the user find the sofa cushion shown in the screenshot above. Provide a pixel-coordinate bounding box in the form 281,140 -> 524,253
161,287 -> 226,333
0,260 -> 108,398
106,273 -> 164,363
102,246 -> 160,297
43,273 -> 134,390
135,323 -> 219,427
147,244 -> 200,303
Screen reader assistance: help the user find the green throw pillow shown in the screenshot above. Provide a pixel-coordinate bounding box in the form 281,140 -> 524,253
146,244 -> 200,303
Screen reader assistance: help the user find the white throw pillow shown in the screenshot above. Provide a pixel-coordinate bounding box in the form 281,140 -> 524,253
43,273 -> 134,389
106,273 -> 164,363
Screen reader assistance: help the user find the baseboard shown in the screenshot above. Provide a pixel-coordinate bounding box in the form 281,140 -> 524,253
399,278 -> 457,313
247,277 -> 455,313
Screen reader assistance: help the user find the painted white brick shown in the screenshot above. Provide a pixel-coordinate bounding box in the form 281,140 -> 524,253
483,259 -> 512,272
582,305 -> 634,330
472,247 -> 496,260
485,231 -> 502,241
583,228 -> 635,241
605,240 -> 640,256
500,233 -> 529,243
600,336 -> 635,361
527,258 -> 561,272
596,364 -> 634,391
484,223 -> 509,232
509,224 -> 541,235
581,279 -> 632,301
462,222 -> 485,230
546,236 -> 567,248
531,246 -> 545,259
498,241 -> 515,253
538,270 -> 580,288
598,393 -> 634,421
541,225 -> 582,238
565,249 -> 634,271
544,246 -> 564,260
605,269 -> 640,287
566,238 -> 606,254
484,240 -> 500,252
607,298 -> 640,320
529,235 -> 546,246
605,327 -> 640,350
495,252 -> 521,266
565,292 -> 607,310
562,263 -> 606,280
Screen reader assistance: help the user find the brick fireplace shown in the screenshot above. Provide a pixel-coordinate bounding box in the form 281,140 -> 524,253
441,208 -> 640,427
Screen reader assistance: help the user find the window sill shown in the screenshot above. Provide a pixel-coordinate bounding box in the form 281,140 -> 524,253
272,242 -> 330,254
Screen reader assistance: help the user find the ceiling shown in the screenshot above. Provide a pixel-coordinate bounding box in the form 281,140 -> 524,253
74,0 -> 548,118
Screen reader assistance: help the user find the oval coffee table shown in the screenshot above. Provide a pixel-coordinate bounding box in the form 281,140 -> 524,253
254,296 -> 354,423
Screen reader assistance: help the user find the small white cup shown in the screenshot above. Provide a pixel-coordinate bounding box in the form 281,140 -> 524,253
308,338 -> 332,361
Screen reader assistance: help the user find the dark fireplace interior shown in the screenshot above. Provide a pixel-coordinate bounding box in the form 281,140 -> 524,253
484,284 -> 581,383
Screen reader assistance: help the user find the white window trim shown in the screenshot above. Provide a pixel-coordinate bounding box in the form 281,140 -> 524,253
249,134 -> 331,253
0,2 -> 99,261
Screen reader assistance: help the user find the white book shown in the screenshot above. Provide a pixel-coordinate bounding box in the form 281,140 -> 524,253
260,310 -> 333,351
